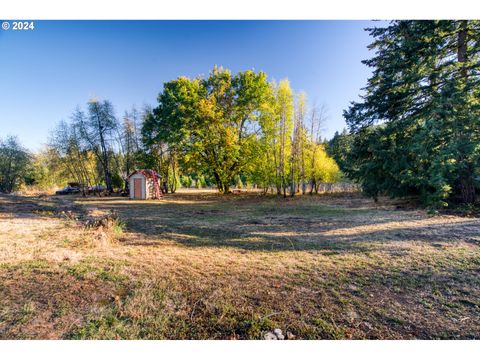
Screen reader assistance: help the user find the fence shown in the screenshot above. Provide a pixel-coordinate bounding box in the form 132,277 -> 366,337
314,182 -> 360,194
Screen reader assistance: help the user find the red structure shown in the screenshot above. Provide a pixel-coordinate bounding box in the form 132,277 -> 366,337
128,169 -> 163,199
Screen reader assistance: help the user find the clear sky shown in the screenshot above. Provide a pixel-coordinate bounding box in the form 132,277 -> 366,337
0,20 -> 380,151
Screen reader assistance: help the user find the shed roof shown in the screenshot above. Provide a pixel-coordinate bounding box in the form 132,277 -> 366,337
128,169 -> 162,179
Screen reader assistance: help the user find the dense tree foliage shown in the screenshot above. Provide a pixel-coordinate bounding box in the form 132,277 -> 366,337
26,148 -> 70,190
344,20 -> 480,206
327,129 -> 353,173
143,67 -> 272,193
144,67 -> 341,195
49,118 -> 103,194
4,68 -> 340,196
0,136 -> 31,193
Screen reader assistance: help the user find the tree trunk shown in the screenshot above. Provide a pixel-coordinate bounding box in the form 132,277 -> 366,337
170,156 -> 177,194
98,128 -> 113,193
213,171 -> 224,193
309,179 -> 315,195
457,21 -> 467,71
456,20 -> 476,204
124,160 -> 130,192
460,175 -> 476,204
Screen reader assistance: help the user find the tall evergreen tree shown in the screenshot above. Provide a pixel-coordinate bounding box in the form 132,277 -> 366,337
344,20 -> 480,206
0,136 -> 31,193
327,129 -> 353,173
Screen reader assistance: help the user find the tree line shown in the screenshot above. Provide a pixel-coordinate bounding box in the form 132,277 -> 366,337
5,20 -> 476,207
143,66 -> 340,196
1,68 -> 340,195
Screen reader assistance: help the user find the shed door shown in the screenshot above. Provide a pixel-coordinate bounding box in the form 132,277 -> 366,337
134,178 -> 142,199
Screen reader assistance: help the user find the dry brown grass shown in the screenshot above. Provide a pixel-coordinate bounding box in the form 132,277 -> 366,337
1,190 -> 479,339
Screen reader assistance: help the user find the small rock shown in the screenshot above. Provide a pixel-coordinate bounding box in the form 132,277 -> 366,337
286,331 -> 296,340
273,328 -> 284,340
363,321 -> 373,330
348,284 -> 359,292
347,310 -> 359,321
263,331 -> 278,340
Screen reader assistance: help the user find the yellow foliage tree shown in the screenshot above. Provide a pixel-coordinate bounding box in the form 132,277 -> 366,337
305,143 -> 341,194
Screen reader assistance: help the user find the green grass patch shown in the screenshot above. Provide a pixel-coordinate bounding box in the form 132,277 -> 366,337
66,259 -> 128,283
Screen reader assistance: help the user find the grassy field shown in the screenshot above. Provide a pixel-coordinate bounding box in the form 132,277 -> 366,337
1,190 -> 479,339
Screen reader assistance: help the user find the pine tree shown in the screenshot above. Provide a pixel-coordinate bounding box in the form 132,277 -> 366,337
344,20 -> 480,206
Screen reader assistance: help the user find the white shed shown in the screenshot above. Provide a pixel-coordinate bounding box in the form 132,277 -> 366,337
128,169 -> 162,200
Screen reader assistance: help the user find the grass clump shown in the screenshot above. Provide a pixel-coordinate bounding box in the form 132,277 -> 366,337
311,318 -> 346,339
236,317 -> 276,339
18,302 -> 36,324
66,259 -> 127,283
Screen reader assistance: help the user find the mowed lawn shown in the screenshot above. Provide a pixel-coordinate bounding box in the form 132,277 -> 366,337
1,190 -> 479,339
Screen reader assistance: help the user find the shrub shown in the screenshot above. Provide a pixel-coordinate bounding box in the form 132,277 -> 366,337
180,175 -> 193,188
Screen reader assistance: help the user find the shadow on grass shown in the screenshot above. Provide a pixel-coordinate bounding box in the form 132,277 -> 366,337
77,193 -> 480,253
0,195 -> 58,219
3,193 -> 479,253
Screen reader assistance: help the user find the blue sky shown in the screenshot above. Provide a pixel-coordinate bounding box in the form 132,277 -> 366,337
0,20 -> 380,151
